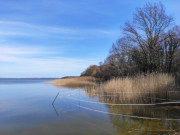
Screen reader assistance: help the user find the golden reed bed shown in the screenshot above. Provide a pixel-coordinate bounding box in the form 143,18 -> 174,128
49,76 -> 97,89
49,73 -> 175,102
85,73 -> 175,103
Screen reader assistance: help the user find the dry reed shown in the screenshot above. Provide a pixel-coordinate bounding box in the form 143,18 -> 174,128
85,73 -> 175,103
51,76 -> 97,89
50,73 -> 175,103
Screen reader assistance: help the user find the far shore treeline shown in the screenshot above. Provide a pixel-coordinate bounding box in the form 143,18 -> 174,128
81,2 -> 180,81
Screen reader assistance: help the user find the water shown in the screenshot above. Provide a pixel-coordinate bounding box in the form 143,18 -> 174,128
0,79 -> 179,135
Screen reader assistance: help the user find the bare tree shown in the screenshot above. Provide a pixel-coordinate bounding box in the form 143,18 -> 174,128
81,3 -> 179,80
162,26 -> 180,72
123,2 -> 173,72
104,37 -> 139,77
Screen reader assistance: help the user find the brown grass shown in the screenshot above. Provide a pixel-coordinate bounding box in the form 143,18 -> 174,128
50,76 -> 97,89
49,73 -> 175,103
100,73 -> 174,93
85,73 -> 175,103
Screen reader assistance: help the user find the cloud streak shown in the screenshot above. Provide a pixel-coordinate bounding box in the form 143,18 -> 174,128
0,46 -> 100,78
0,21 -> 119,39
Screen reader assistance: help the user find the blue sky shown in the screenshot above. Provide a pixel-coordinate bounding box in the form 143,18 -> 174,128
0,0 -> 180,78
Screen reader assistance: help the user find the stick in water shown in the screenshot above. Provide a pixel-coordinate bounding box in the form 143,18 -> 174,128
52,92 -> 59,105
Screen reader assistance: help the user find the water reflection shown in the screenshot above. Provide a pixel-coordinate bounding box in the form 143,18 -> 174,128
109,115 -> 180,135
83,88 -> 180,119
52,104 -> 59,116
82,88 -> 180,134
0,79 -> 179,135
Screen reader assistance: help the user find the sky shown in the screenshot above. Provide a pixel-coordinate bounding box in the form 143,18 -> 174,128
0,0 -> 180,78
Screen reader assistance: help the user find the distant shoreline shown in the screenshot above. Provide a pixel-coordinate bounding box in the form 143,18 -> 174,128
0,78 -> 60,79
0,76 -> 79,79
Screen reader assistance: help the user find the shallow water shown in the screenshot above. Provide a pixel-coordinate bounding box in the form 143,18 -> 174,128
0,79 -> 179,135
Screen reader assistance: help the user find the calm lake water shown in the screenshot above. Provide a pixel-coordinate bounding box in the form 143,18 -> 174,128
0,79 -> 180,135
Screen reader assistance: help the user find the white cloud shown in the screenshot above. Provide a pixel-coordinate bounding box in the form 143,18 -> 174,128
0,46 -> 100,77
0,21 -> 119,38
0,45 -> 59,56
1,46 -> 40,56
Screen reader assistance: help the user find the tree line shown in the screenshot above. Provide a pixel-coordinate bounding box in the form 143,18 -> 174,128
81,2 -> 180,80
